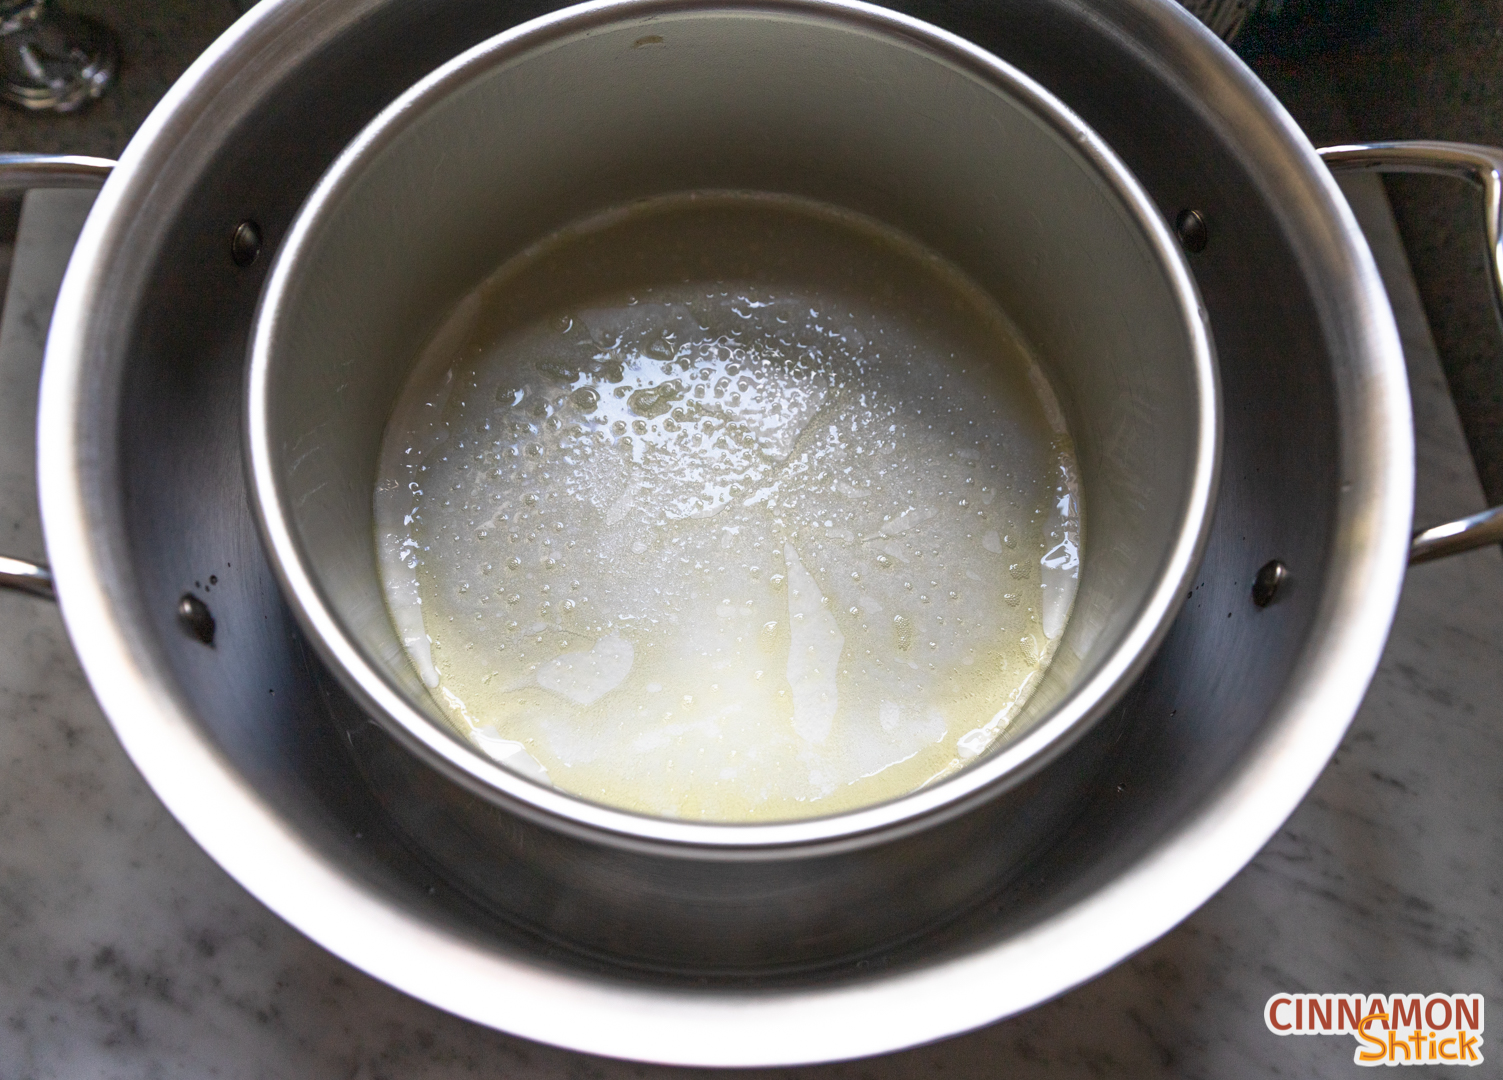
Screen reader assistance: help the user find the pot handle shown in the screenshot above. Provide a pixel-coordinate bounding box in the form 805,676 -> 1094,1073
1319,141 -> 1503,564
0,153 -> 114,601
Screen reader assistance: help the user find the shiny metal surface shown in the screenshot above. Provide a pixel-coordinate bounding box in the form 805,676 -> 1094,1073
1318,142 -> 1503,313
1320,141 -> 1503,563
0,154 -> 108,601
1411,504 -> 1503,563
245,0 -> 1218,970
0,553 -> 52,598
229,220 -> 261,267
0,152 -> 114,189
1250,557 -> 1288,607
0,1 -> 118,114
34,0 -> 1412,1065
1176,0 -> 1257,42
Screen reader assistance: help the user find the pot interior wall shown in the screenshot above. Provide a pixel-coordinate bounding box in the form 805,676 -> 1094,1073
59,0 -> 1367,1033
262,5 -> 1208,789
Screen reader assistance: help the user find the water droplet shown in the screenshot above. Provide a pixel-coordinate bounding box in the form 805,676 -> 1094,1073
628,380 -> 683,418
893,613 -> 913,651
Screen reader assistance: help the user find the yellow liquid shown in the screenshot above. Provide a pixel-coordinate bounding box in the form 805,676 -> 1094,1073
376,193 -> 1080,821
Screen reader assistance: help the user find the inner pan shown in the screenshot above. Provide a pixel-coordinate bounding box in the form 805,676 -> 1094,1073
251,1 -> 1213,839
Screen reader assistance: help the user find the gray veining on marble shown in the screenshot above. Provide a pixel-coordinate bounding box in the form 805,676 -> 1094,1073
0,179 -> 1498,1078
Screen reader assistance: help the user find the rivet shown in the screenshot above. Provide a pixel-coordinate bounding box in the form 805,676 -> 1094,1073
1175,208 -> 1208,253
231,220 -> 262,267
178,593 -> 216,645
1251,559 -> 1288,608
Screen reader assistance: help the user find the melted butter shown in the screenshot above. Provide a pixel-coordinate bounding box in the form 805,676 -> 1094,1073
375,192 -> 1081,821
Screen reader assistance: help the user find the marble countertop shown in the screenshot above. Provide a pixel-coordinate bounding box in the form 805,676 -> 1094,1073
0,174 -> 1499,1078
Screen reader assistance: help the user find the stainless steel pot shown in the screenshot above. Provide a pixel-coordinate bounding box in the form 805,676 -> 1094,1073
1,0 -> 1500,1066
244,0 -> 1219,974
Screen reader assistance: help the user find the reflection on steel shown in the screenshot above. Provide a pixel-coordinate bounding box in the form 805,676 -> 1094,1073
1177,0 -> 1258,42
1320,142 -> 1503,324
0,152 -> 114,188
1176,207 -> 1209,252
1410,505 -> 1503,564
230,220 -> 263,266
26,0 -> 1420,1064
1251,559 -> 1288,607
0,0 -> 118,113
0,154 -> 111,605
0,555 -> 53,599
1321,142 -> 1503,564
176,593 -> 216,644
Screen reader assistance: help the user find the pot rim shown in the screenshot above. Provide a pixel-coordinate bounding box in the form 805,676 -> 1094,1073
36,0 -> 1412,1065
245,0 -> 1221,852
